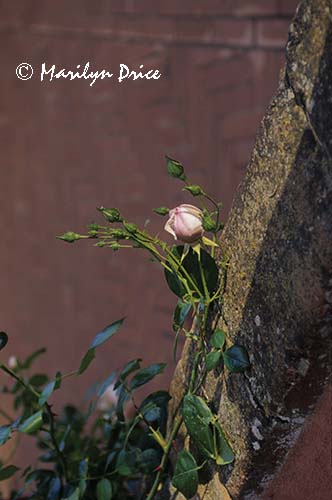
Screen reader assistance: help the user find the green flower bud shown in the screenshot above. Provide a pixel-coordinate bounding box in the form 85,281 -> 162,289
88,223 -> 99,231
183,185 -> 203,196
88,230 -> 98,237
57,232 -> 82,243
97,207 -> 122,223
202,213 -> 217,232
123,222 -> 138,234
95,241 -> 106,247
110,229 -> 128,239
109,242 -> 120,251
153,206 -> 170,216
165,156 -> 186,181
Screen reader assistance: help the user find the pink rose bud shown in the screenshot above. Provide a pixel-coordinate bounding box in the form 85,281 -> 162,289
164,204 -> 204,243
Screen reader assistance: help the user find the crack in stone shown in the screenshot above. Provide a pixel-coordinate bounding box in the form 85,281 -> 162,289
285,65 -> 331,161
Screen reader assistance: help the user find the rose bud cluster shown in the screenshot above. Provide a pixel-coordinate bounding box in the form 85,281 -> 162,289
164,204 -> 204,244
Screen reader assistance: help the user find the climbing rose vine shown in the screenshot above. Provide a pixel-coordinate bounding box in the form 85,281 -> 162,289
0,156 -> 249,500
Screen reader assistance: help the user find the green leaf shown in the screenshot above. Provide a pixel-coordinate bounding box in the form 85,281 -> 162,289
183,394 -> 213,425
77,348 -> 95,375
48,476 -> 61,500
116,385 -> 130,417
0,425 -> 11,446
90,318 -> 124,349
172,300 -> 191,332
39,380 -> 56,406
0,465 -> 19,481
54,371 -> 62,390
19,410 -> 43,434
165,246 -> 218,297
223,345 -> 250,373
206,351 -> 222,371
214,422 -> 235,465
130,363 -> 166,390
140,390 -> 170,412
96,478 -> 113,500
115,449 -> 139,476
153,206 -> 169,216
183,184 -> 203,196
182,394 -> 214,459
187,247 -> 218,296
0,331 -> 8,351
29,374 -> 49,387
164,268 -> 185,298
140,402 -> 160,423
164,246 -> 190,297
61,487 -> 80,500
172,449 -> 198,499
166,155 -> 186,181
210,330 -> 226,349
139,449 -> 160,473
114,358 -> 142,390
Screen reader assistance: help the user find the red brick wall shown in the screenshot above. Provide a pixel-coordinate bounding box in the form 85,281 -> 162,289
0,0 -> 306,485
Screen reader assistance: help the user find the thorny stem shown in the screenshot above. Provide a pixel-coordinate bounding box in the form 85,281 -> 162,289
146,416 -> 183,500
132,229 -> 203,300
164,247 -> 203,299
0,364 -> 69,482
0,364 -> 40,399
128,232 -> 174,274
45,403 -> 69,483
132,228 -> 202,299
146,297 -> 209,499
198,256 -> 210,307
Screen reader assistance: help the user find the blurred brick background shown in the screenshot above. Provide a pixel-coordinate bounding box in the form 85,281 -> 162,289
0,1 -> 330,498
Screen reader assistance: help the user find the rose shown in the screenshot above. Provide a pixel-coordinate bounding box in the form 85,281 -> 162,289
164,204 -> 204,243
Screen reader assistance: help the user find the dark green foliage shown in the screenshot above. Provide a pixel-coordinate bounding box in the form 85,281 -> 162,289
0,465 -> 20,481
223,345 -> 250,372
205,351 -> 222,371
182,394 -> 234,465
130,363 -> 166,390
0,327 -> 169,500
164,246 -> 218,298
90,319 -> 124,349
172,300 -> 191,332
210,330 -> 226,349
172,450 -> 199,498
